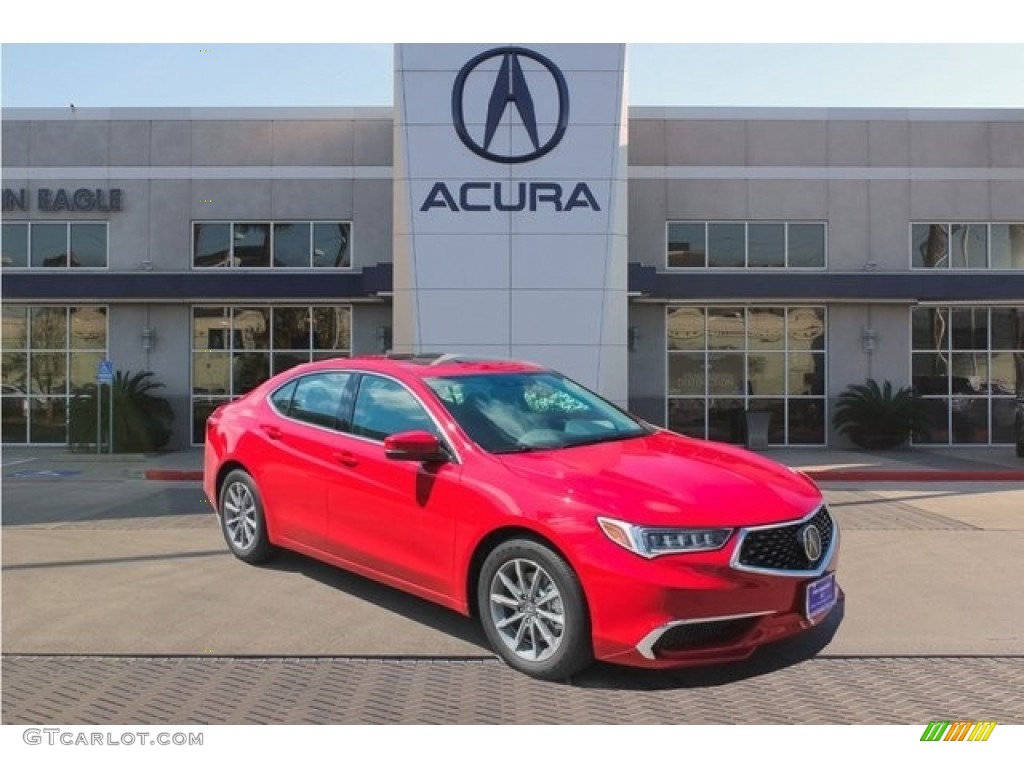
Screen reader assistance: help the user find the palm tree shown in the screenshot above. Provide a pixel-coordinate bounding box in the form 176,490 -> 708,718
69,369 -> 173,452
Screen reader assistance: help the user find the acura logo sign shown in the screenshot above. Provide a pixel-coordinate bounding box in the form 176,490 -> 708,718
452,46 -> 569,164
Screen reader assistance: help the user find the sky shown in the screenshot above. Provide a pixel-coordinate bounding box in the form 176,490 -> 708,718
3,2 -> 1024,110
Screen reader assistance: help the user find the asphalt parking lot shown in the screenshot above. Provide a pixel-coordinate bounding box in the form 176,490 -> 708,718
2,447 -> 1023,724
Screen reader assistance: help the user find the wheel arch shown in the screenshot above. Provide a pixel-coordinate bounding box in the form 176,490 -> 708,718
465,526 -> 590,622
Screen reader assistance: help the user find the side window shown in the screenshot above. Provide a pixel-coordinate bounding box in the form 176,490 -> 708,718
269,380 -> 297,414
351,375 -> 437,442
288,372 -> 351,430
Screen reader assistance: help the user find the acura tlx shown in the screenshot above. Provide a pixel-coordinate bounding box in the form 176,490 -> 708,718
203,354 -> 840,681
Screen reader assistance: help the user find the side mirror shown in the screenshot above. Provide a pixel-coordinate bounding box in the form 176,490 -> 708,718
384,430 -> 449,463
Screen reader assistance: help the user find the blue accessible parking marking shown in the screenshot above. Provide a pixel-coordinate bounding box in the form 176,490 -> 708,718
10,469 -> 83,479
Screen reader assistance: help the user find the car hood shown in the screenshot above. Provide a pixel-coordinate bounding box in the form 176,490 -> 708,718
496,430 -> 822,527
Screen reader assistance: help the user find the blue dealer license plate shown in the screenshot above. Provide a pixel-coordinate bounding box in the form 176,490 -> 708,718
805,573 -> 836,621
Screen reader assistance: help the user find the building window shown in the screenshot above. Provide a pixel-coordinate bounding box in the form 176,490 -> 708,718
1,305 -> 108,443
911,223 -> 1024,269
1,222 -> 108,268
667,222 -> 826,269
666,305 -> 827,446
911,305 -> 1024,445
192,221 -> 352,269
191,304 -> 352,443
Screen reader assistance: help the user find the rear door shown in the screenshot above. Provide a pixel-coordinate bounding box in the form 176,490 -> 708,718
253,371 -> 354,551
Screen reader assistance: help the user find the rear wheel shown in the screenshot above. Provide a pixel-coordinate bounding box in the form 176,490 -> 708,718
477,539 -> 592,681
219,469 -> 277,563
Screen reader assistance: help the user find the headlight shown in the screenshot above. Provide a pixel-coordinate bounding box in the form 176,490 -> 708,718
597,517 -> 732,558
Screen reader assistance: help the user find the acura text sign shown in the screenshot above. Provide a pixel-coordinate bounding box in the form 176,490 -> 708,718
393,44 -> 629,403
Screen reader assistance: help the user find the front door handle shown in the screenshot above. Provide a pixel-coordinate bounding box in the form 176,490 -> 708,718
334,451 -> 359,468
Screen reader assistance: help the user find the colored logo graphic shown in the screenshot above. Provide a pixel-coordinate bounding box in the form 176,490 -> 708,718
920,721 -> 997,741
452,47 -> 569,164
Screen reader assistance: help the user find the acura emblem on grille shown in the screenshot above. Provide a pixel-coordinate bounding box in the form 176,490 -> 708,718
800,524 -> 823,563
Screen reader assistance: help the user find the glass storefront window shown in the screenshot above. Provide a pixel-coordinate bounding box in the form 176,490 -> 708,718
667,223 -> 706,268
912,223 -> 1024,269
194,223 -> 232,267
313,223 -> 351,268
273,222 -> 312,267
667,221 -> 825,269
1,305 -> 107,444
190,305 -> 352,443
232,223 -> 271,268
666,305 -> 827,446
911,305 -> 1024,445
2,224 -> 28,267
4,223 -> 108,269
708,223 -> 745,268
31,223 -> 68,267
194,221 -> 352,269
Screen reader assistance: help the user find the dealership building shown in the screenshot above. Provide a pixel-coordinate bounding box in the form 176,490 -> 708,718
2,44 -> 1023,449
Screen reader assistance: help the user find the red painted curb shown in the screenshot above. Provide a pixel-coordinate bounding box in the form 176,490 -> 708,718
145,470 -> 204,481
805,470 -> 1024,482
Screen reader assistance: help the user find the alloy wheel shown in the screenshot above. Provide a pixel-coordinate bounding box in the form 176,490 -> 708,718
488,558 -> 566,662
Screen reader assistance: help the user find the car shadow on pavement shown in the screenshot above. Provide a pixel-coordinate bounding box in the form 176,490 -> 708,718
257,548 -> 845,689
569,597 -> 846,690
256,549 -> 492,651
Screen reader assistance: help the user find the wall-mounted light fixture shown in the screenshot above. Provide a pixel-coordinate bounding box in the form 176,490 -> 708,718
141,326 -> 156,352
377,324 -> 393,353
861,326 -> 877,353
628,326 -> 640,352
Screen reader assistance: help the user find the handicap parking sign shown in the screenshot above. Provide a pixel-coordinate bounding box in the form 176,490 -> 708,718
97,358 -> 114,384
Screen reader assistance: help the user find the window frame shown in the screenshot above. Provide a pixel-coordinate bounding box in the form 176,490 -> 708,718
666,221 -> 827,270
909,222 -> 1024,270
190,304 -> 353,444
1,221 -> 109,270
191,220 -> 354,270
665,304 -> 828,447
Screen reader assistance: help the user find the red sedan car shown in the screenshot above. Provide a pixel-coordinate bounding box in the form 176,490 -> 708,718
204,354 -> 840,681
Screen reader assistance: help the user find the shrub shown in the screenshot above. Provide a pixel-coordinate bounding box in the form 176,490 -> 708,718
832,379 -> 926,450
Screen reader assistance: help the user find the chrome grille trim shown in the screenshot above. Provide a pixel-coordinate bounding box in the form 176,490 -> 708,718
729,503 -> 839,577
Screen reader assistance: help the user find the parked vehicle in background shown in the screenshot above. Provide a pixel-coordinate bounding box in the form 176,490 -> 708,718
203,354 -> 840,681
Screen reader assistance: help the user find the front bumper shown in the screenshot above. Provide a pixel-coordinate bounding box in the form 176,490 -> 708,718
579,508 -> 841,669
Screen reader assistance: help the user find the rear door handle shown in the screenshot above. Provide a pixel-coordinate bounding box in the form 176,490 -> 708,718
260,424 -> 283,440
334,451 -> 359,468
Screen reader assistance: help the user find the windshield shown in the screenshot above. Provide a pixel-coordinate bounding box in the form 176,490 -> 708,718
426,371 -> 651,453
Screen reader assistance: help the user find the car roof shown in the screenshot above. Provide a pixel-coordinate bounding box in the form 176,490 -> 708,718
290,354 -> 548,381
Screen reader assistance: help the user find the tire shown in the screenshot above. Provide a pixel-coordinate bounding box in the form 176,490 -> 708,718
218,469 -> 277,564
477,539 -> 593,681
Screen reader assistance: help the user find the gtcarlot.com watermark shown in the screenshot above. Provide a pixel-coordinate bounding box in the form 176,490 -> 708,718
23,728 -> 203,747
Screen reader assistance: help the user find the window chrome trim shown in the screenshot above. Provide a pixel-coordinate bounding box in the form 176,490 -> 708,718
728,503 -> 839,578
265,367 -> 462,465
635,610 -> 775,660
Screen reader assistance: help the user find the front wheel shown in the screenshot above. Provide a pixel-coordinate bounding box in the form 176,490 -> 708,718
477,539 -> 593,681
218,469 -> 277,564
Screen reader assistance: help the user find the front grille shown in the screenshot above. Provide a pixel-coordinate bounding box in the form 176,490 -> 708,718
652,617 -> 758,655
737,506 -> 834,572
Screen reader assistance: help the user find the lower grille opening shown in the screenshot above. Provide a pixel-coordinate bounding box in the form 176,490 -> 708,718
652,617 -> 759,655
